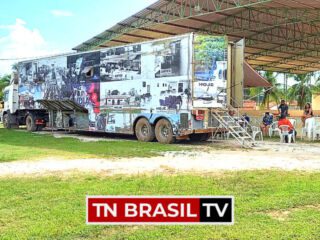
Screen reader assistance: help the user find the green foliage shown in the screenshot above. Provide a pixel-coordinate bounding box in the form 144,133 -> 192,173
194,35 -> 227,63
260,71 -> 283,109
246,87 -> 263,104
287,73 -> 314,109
1,172 -> 320,239
0,74 -> 10,101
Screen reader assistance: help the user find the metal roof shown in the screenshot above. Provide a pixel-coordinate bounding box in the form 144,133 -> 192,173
73,0 -> 320,74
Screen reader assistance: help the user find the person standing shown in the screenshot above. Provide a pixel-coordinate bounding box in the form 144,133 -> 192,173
278,100 -> 289,118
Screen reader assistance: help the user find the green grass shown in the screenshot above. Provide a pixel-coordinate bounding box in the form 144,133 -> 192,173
0,129 -> 183,162
0,171 -> 320,239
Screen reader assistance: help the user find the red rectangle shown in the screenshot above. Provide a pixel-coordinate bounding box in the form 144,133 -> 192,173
86,196 -> 234,225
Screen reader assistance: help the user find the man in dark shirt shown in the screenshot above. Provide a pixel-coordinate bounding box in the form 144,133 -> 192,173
278,100 -> 289,118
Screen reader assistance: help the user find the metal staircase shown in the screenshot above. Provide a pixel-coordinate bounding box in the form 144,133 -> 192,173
211,108 -> 256,148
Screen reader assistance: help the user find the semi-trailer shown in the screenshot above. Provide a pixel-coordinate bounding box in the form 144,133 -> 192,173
2,33 -> 245,143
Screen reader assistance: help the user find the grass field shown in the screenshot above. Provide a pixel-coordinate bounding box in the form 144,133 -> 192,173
0,171 -> 320,240
0,129 -> 183,162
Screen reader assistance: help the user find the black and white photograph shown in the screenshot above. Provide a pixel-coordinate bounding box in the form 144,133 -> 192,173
154,40 -> 181,78
100,45 -> 141,82
67,52 -> 100,84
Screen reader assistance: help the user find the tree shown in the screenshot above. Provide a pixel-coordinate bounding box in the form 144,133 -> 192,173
194,35 -> 228,63
260,71 -> 282,109
287,73 -> 314,109
247,87 -> 263,105
0,75 -> 10,101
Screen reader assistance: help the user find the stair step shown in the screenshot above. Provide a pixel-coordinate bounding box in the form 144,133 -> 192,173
239,136 -> 253,139
211,109 -> 256,148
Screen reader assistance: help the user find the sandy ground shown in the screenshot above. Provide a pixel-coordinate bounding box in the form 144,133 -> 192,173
1,132 -> 320,177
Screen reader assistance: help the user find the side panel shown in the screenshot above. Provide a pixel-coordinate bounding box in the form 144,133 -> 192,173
66,52 -> 101,128
17,34 -> 194,134
98,35 -> 193,134
18,54 -> 100,129
17,34 -> 233,135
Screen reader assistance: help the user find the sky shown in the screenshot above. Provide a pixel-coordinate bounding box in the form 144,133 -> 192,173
0,0 -> 157,75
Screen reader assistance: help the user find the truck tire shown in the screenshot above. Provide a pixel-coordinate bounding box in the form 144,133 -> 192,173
135,118 -> 155,142
3,114 -> 11,129
26,114 -> 37,132
155,119 -> 175,144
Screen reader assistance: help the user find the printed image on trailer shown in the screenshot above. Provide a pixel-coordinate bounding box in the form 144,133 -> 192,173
66,52 -> 101,129
153,40 -> 181,78
18,57 -> 68,109
193,36 -> 228,108
100,45 -> 141,82
18,53 -> 101,129
97,36 -> 192,134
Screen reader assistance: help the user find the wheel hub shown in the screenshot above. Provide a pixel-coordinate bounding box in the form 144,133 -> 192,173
161,125 -> 169,137
141,124 -> 149,136
3,116 -> 8,127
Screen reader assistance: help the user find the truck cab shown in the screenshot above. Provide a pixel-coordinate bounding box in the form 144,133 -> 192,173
3,85 -> 17,112
2,74 -> 47,130
2,77 -> 19,128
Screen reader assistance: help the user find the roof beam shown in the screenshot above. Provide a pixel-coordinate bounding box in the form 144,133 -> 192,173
209,8 -> 320,35
248,64 -> 310,74
201,8 -> 320,53
74,0 -> 271,51
288,59 -> 320,73
246,21 -> 320,60
256,46 -> 320,69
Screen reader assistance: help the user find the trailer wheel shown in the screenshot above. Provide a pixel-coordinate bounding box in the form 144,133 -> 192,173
135,118 -> 155,142
3,114 -> 11,129
155,119 -> 175,144
26,114 -> 37,132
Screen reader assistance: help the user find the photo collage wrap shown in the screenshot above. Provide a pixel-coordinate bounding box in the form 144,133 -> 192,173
18,35 -> 193,133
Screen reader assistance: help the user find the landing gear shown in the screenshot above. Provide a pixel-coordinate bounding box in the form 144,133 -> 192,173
189,133 -> 211,142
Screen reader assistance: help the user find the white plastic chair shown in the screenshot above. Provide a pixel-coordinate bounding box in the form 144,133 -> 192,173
252,126 -> 263,141
313,119 -> 320,141
269,121 -> 280,137
288,119 -> 297,128
279,125 -> 295,143
301,118 -> 314,140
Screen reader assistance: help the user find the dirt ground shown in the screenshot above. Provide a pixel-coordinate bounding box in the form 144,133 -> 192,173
1,132 -> 320,177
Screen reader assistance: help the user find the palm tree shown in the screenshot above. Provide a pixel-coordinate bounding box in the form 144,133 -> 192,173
260,71 -> 282,109
287,73 -> 314,109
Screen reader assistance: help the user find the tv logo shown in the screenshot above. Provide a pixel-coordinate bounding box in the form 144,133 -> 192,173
86,196 -> 234,225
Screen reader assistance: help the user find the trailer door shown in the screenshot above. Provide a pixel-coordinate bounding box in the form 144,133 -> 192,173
228,39 -> 244,108
193,35 -> 228,108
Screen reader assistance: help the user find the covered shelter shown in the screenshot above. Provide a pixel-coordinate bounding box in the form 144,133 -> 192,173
73,0 -> 320,75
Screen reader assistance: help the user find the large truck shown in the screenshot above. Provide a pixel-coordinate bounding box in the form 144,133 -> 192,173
2,33 -> 244,143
